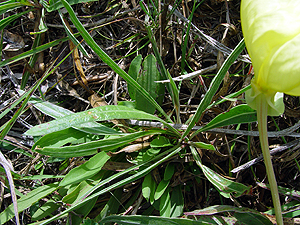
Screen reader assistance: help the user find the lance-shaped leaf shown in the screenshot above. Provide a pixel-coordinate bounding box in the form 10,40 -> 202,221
25,105 -> 180,137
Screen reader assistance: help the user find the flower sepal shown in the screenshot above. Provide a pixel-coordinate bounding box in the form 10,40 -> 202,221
245,81 -> 284,116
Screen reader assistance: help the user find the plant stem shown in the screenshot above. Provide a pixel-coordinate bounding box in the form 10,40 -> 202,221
257,95 -> 283,225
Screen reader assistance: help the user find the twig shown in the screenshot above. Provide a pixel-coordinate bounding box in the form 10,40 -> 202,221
127,119 -> 300,137
155,64 -> 217,83
0,151 -> 20,225
231,138 -> 300,173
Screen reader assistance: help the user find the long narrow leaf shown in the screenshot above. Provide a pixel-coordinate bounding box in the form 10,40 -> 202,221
0,36 -> 71,68
191,104 -> 257,138
145,25 -> 180,123
0,10 -> 30,30
25,105 -> 180,136
190,146 -> 251,198
36,130 -> 163,157
185,205 -> 272,225
0,2 -> 25,15
59,10 -> 88,56
100,215 -> 211,225
181,39 -> 246,141
42,0 -> 98,12
21,33 -> 42,89
28,96 -> 120,135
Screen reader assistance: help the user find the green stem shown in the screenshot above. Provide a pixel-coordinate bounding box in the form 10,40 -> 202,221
257,95 -> 283,225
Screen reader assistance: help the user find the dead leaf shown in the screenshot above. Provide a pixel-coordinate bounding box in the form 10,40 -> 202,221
2,29 -> 25,51
108,142 -> 150,156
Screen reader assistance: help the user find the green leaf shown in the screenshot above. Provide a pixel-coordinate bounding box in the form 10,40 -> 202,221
0,10 -> 30,30
63,172 -> 104,205
150,136 -> 172,148
0,35 -> 71,68
25,105 -> 180,136
136,54 -> 164,114
0,183 -> 59,224
190,146 -> 251,198
59,152 -> 110,186
145,25 -> 179,122
142,173 -> 157,204
118,101 -> 136,109
0,2 -> 25,15
170,185 -> 184,217
235,212 -> 273,225
189,141 -> 216,151
21,33 -> 42,89
36,145 -> 182,225
21,174 -> 64,180
28,96 -> 120,135
197,104 -> 257,133
142,147 -> 161,162
42,0 -> 98,12
185,205 -> 273,225
164,163 -> 175,181
28,95 -> 72,118
159,188 -> 171,217
82,218 -> 99,225
202,163 -> 249,198
63,180 -> 98,225
31,200 -> 59,221
258,182 -> 300,199
59,10 -> 88,56
63,181 -> 92,204
128,55 -> 142,100
265,200 -> 300,218
155,179 -> 170,200
36,131 -> 162,157
32,127 -> 88,149
100,215 -> 208,225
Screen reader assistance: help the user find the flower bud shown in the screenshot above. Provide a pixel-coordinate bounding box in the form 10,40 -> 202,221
241,0 -> 300,115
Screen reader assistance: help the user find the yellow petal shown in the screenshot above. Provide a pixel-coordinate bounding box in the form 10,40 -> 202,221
241,0 -> 300,95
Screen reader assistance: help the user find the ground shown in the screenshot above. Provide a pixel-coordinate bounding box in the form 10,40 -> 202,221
1,0 -> 300,224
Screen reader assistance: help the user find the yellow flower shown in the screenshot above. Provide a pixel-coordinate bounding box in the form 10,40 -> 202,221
241,0 -> 300,115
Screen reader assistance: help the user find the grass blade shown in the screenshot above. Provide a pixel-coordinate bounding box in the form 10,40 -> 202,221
181,39 -> 246,141
0,10 -> 30,30
145,25 -> 180,123
0,36 -> 71,68
59,10 -> 88,56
